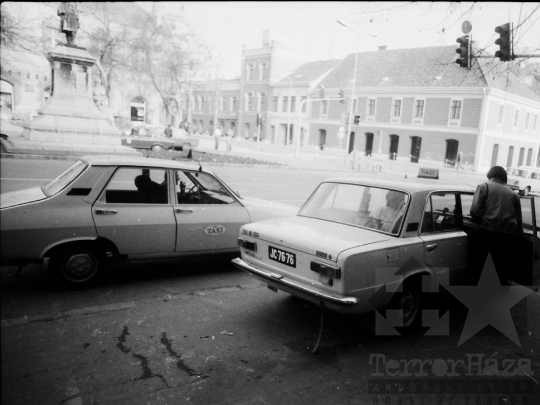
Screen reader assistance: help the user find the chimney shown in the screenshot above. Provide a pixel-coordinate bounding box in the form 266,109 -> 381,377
378,45 -> 387,51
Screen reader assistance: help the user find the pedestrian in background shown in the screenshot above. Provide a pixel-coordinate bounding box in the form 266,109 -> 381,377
226,128 -> 233,152
456,151 -> 464,170
469,165 -> 523,285
214,127 -> 222,150
164,124 -> 173,138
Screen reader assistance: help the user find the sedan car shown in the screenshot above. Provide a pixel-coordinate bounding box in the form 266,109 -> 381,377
121,124 -> 198,152
0,155 -> 297,289
507,166 -> 540,196
232,176 -> 538,328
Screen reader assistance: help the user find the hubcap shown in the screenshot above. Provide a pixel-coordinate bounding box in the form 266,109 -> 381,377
400,290 -> 419,326
63,253 -> 97,282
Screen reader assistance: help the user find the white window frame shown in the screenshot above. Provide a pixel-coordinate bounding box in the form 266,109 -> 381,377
366,97 -> 376,122
413,97 -> 425,125
448,98 -> 463,127
391,97 -> 402,124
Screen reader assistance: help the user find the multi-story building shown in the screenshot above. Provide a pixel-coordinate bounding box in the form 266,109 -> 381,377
182,40 -> 540,171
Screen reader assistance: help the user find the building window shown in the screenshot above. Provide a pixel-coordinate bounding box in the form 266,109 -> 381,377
230,96 -> 237,112
491,144 -> 499,166
533,114 -> 538,131
257,93 -> 266,111
368,99 -> 376,115
260,63 -> 268,80
525,112 -> 530,129
527,148 -> 533,166
301,96 -> 307,113
219,96 -> 225,111
272,96 -> 278,112
514,109 -> 520,127
291,96 -> 296,113
498,105 -> 505,124
450,100 -> 462,120
392,99 -> 401,117
414,100 -> 424,118
282,96 -> 288,113
321,100 -> 328,115
208,96 -> 213,112
247,93 -> 253,112
518,147 -> 525,166
506,146 -> 514,168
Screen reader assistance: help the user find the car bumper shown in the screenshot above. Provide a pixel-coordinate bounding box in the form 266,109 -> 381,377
232,257 -> 358,309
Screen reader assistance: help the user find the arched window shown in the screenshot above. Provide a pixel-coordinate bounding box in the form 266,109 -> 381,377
389,134 -> 399,159
130,97 -> 146,122
491,144 -> 499,167
0,80 -> 14,113
506,146 -> 514,168
446,139 -> 459,166
365,133 -> 374,156
410,136 -> 422,163
526,148 -> 533,166
518,147 -> 525,167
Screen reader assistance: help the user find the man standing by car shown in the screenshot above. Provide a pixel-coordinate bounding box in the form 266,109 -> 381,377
469,166 -> 523,285
214,127 -> 222,150
164,124 -> 173,138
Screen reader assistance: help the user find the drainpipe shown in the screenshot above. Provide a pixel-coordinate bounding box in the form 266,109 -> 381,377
474,88 -> 488,172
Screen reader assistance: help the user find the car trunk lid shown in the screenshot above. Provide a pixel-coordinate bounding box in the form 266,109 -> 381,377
0,187 -> 48,209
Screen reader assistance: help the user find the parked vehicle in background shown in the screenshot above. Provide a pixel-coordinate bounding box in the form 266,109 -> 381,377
171,128 -> 199,153
507,166 -> 540,196
121,123 -> 198,152
233,176 -> 538,328
0,155 -> 298,289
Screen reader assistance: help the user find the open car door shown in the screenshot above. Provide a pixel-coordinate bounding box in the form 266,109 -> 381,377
515,196 -> 539,289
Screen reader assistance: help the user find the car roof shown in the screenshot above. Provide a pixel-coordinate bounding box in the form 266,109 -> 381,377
80,155 -> 204,171
322,175 -> 476,193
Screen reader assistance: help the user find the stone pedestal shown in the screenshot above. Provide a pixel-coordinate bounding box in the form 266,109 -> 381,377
20,44 -> 137,155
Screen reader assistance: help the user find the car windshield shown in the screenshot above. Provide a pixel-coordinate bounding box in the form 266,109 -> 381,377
508,168 -> 528,178
42,160 -> 88,197
298,183 -> 409,235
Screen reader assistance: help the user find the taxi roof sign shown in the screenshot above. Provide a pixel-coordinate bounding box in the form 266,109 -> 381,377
418,168 -> 439,179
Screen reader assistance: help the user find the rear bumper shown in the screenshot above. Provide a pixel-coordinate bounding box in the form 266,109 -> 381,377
232,257 -> 358,308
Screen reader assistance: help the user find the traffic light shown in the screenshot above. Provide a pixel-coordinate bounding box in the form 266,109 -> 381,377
339,88 -> 345,104
494,23 -> 512,62
354,115 -> 361,125
455,35 -> 470,68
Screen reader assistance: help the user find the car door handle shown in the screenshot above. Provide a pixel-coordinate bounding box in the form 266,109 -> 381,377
94,209 -> 117,215
425,244 -> 437,252
176,208 -> 193,213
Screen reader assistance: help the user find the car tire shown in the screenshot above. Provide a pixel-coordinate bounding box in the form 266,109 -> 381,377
182,143 -> 192,152
151,145 -> 164,152
387,277 -> 422,329
49,243 -> 107,290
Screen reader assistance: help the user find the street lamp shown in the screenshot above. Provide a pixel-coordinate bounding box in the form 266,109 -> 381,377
277,74 -> 302,147
337,20 -> 378,164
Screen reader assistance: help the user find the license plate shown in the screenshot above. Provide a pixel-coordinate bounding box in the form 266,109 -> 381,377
268,246 -> 296,268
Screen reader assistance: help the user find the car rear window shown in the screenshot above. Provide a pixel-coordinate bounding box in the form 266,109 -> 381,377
42,160 -> 88,197
298,183 -> 409,235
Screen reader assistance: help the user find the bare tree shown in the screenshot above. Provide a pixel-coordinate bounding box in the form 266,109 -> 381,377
0,5 -> 39,52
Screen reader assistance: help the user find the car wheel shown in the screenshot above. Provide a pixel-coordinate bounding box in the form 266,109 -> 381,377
151,145 -> 164,152
182,142 -> 192,152
388,277 -> 421,329
49,244 -> 107,290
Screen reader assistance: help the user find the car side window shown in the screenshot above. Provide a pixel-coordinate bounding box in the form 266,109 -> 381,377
421,193 -> 459,233
174,170 -> 236,205
101,167 -> 168,204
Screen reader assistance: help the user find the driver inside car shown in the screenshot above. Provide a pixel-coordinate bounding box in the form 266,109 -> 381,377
370,191 -> 406,233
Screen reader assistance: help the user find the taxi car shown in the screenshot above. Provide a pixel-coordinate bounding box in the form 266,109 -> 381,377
232,176 -> 538,328
507,166 -> 540,195
0,155 -> 297,289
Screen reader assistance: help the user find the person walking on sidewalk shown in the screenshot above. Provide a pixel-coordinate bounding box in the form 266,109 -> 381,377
226,128 -> 233,152
455,151 -> 463,170
469,166 -> 523,285
214,127 -> 222,150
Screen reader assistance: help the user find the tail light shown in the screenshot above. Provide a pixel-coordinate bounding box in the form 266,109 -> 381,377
310,261 -> 341,279
238,238 -> 257,252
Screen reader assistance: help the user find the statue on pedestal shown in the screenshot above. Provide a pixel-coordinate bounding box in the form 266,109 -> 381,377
58,2 -> 79,46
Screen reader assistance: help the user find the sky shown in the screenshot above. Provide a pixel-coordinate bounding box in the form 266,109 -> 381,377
147,2 -> 540,80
